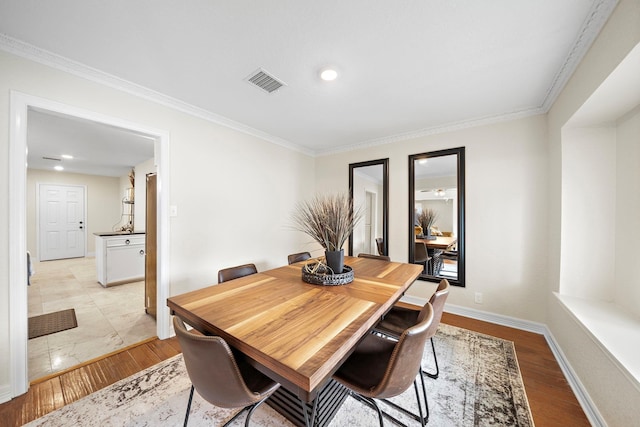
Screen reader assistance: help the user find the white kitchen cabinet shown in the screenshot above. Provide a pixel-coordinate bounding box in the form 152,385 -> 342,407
95,233 -> 145,287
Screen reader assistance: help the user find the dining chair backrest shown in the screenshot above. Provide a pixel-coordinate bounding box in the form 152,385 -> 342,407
173,316 -> 278,409
414,242 -> 429,263
218,263 -> 258,283
375,238 -> 385,256
287,252 -> 312,265
373,303 -> 436,399
418,279 -> 449,324
358,253 -> 391,262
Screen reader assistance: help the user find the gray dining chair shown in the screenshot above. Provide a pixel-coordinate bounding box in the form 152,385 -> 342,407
333,303 -> 436,426
173,316 -> 280,426
357,253 -> 391,261
375,279 -> 450,379
218,263 -> 257,283
414,241 -> 431,274
287,251 -> 311,264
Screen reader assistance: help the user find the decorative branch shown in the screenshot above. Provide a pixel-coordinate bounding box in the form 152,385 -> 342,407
291,192 -> 363,252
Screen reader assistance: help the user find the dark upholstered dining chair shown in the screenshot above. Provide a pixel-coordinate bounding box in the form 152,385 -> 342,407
414,241 -> 431,274
287,251 -> 312,265
173,316 -> 280,426
357,253 -> 391,262
375,238 -> 385,256
332,303 -> 436,427
217,263 -> 258,283
375,279 -> 450,380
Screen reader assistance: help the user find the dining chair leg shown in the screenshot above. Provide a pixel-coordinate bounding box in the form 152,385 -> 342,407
417,369 -> 429,424
243,397 -> 271,427
221,405 -> 250,427
183,385 -> 195,427
379,375 -> 429,426
362,396 -> 385,427
423,337 -> 440,379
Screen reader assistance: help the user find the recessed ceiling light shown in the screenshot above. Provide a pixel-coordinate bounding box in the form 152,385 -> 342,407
61,154 -> 73,159
54,165 -> 64,171
320,68 -> 338,81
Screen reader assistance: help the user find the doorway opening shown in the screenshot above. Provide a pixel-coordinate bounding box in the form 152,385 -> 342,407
9,91 -> 170,397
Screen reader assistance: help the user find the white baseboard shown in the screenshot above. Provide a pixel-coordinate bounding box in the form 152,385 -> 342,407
0,384 -> 12,404
544,329 -> 606,427
399,296 -> 605,427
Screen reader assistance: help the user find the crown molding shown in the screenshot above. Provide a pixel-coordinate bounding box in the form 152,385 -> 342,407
316,0 -> 620,157
0,0 -> 619,158
317,106 -> 545,157
539,0 -> 620,111
0,33 -> 315,157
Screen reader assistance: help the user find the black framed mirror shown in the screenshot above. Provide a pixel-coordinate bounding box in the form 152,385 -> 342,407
349,158 -> 389,257
409,147 -> 465,286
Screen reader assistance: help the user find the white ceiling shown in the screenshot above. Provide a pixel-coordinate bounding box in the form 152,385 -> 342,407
27,108 -> 155,177
0,0 -> 619,175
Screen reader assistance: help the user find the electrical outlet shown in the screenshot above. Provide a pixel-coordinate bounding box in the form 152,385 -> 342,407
474,292 -> 483,304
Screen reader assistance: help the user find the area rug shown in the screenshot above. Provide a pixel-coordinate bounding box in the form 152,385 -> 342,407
25,324 -> 534,426
28,309 -> 77,339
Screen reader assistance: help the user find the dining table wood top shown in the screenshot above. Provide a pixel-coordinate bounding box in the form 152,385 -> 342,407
166,256 -> 422,401
416,235 -> 457,250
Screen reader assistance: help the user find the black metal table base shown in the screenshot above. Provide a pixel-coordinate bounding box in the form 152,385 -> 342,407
266,379 -> 349,427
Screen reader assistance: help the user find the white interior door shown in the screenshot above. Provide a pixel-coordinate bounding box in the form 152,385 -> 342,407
364,191 -> 375,254
38,184 -> 86,261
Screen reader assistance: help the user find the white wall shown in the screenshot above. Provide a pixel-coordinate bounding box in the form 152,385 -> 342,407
560,127 -> 617,300
547,0 -> 640,424
26,170 -> 121,258
0,49 -> 314,398
615,107 -> 640,315
315,114 -> 549,322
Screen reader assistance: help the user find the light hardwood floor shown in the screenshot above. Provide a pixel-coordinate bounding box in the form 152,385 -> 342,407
1,312 -> 590,426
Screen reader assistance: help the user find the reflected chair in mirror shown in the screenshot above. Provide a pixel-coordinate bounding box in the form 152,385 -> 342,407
437,250 -> 458,276
218,263 -> 258,283
375,238 -> 385,256
173,316 -> 280,427
414,241 -> 431,274
333,303 -> 436,427
287,251 -> 311,265
375,279 -> 450,380
358,253 -> 391,262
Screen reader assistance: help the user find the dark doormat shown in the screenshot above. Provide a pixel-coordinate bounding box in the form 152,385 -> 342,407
28,308 -> 78,339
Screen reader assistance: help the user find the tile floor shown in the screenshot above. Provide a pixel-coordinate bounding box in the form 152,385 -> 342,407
27,257 -> 156,381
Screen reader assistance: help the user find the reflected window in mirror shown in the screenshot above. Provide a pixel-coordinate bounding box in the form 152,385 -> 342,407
349,159 -> 389,258
409,148 -> 465,287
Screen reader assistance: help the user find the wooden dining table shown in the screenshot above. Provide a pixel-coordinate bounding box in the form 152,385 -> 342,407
167,256 -> 422,426
416,235 -> 457,250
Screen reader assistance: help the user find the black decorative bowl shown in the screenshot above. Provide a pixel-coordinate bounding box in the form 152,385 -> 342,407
301,263 -> 354,286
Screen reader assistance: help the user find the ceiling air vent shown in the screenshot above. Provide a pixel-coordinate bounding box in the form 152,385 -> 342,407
245,68 -> 286,94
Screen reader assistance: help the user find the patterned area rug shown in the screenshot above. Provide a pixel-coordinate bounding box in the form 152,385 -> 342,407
26,324 -> 534,426
28,309 -> 77,339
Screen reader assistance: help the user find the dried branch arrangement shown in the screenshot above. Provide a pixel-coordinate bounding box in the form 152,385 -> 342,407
292,192 -> 363,252
418,208 -> 438,232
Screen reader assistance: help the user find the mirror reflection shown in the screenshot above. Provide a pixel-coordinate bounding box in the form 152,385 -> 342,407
409,148 -> 465,286
349,159 -> 389,257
